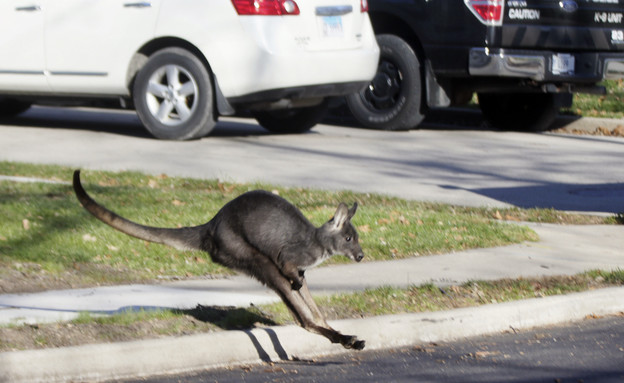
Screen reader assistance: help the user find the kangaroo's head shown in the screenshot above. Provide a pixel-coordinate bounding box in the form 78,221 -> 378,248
319,202 -> 365,263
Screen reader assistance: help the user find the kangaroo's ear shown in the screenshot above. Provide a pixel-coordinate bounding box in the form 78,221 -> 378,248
348,202 -> 358,219
330,203 -> 350,229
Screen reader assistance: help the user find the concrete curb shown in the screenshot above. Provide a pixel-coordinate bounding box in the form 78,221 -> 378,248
2,286 -> 623,383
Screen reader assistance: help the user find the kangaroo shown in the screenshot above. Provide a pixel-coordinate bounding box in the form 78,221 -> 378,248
72,170 -> 366,350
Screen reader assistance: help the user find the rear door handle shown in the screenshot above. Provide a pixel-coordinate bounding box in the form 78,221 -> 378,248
16,5 -> 41,11
124,2 -> 152,8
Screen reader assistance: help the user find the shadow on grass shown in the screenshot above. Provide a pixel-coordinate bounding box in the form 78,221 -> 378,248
175,304 -> 278,331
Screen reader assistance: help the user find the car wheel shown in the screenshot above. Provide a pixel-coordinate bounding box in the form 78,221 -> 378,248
345,34 -> 425,131
133,47 -> 216,140
0,99 -> 31,117
254,100 -> 329,134
477,92 -> 561,132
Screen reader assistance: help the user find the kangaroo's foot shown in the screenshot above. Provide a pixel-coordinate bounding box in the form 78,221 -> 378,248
339,335 -> 366,350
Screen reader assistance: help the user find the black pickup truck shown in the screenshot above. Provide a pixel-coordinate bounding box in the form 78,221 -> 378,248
347,0 -> 624,131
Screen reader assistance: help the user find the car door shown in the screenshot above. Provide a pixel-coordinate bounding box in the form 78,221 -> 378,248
0,1 -> 49,92
44,0 -> 160,95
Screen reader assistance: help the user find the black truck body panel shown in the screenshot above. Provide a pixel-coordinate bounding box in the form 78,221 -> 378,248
368,0 -> 624,102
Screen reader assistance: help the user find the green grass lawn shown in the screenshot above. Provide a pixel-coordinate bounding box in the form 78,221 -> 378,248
563,79 -> 624,118
0,162 -> 617,291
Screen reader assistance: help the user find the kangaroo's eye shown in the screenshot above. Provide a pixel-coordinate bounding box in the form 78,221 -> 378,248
345,236 -> 352,242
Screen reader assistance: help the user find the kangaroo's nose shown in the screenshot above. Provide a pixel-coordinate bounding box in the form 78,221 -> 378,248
355,253 -> 364,262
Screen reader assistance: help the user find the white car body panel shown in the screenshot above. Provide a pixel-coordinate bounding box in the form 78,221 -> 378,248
0,1 -> 49,91
44,0 -> 161,95
153,0 -> 378,99
0,0 -> 379,119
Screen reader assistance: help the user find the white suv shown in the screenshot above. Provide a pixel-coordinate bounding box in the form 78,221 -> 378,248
0,0 -> 378,140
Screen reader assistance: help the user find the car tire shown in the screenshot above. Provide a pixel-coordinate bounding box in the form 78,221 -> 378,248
254,100 -> 329,134
133,47 -> 216,140
477,92 -> 561,132
0,99 -> 32,117
345,34 -> 425,131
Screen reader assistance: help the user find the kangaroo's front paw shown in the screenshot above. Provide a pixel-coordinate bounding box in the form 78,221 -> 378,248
290,279 -> 303,290
341,335 -> 366,350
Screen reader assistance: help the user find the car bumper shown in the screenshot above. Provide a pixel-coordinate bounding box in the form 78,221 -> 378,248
468,47 -> 624,82
227,80 -> 368,109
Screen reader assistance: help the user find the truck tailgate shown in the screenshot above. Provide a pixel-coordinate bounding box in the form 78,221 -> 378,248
498,0 -> 624,51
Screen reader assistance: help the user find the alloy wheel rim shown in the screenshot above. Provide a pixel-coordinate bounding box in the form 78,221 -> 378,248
145,64 -> 199,126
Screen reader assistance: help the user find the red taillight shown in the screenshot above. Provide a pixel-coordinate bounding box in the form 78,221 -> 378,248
231,0 -> 300,15
465,0 -> 504,26
361,0 -> 369,12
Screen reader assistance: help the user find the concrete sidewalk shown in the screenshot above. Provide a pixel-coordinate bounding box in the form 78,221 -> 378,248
0,222 -> 622,382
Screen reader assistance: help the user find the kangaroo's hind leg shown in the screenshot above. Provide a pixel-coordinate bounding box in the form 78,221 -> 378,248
252,255 -> 365,350
295,277 -> 366,350
297,277 -> 327,325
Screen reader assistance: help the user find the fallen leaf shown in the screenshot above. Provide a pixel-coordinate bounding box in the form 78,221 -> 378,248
22,219 -> 30,230
98,179 -> 118,187
82,234 -> 97,242
172,199 -> 184,206
358,224 -> 371,233
475,351 -> 501,359
493,210 -> 503,220
217,182 -> 235,193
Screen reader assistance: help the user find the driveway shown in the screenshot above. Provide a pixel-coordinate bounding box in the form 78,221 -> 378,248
1,106 -> 622,213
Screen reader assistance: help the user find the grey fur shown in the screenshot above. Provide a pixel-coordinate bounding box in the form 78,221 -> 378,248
73,170 -> 366,349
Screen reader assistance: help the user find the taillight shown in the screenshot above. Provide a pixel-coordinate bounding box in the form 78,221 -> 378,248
464,0 -> 504,26
361,0 -> 369,12
231,0 -> 300,15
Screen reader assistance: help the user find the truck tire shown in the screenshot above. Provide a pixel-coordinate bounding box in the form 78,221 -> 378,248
133,47 -> 216,140
254,100 -> 329,134
477,92 -> 561,132
346,34 -> 425,131
0,99 -> 31,117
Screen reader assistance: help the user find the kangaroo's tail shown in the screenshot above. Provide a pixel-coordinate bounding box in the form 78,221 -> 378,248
73,170 -> 207,252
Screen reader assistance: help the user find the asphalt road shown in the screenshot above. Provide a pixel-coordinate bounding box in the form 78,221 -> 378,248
127,315 -> 624,383
0,106 -> 622,213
